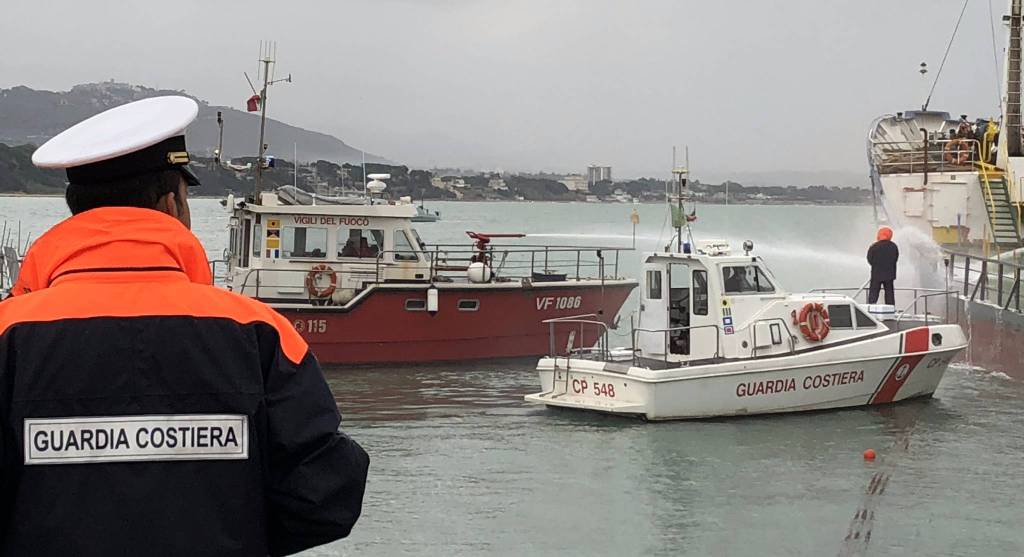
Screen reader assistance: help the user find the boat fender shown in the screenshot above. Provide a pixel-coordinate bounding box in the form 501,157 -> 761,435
427,287 -> 439,313
305,264 -> 338,298
331,288 -> 357,305
797,302 -> 830,342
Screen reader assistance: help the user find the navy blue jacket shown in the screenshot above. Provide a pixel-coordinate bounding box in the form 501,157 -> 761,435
867,239 -> 899,282
0,208 -> 368,556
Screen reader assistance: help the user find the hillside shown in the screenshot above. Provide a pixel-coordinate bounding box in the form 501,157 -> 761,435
0,81 -> 387,165
0,143 -> 65,193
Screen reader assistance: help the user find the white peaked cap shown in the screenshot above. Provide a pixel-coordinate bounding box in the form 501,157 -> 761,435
32,96 -> 199,169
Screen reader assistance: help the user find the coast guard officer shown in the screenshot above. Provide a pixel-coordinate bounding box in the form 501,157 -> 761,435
0,97 -> 368,556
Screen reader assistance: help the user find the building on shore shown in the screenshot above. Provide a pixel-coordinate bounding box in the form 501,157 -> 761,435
587,165 -> 612,186
559,174 -> 589,192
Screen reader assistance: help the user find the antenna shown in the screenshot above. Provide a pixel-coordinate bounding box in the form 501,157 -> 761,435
215,111 -> 224,164
919,62 -> 929,110
251,40 -> 293,203
670,149 -> 690,253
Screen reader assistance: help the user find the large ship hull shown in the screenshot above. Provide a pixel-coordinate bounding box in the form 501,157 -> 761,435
868,110 -> 1024,377
275,280 -> 637,365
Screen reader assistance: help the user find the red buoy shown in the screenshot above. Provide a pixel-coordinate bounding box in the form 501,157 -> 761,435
863,449 -> 877,461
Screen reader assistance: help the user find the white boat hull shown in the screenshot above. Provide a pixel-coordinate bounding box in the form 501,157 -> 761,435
525,325 -> 967,420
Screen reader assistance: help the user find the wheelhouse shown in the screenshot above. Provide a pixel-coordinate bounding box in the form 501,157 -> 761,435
633,240 -> 889,366
225,192 -> 429,303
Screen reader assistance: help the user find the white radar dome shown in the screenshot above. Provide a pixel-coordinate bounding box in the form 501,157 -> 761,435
467,262 -> 493,284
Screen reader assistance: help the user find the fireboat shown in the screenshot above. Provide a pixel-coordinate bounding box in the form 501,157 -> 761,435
221,175 -> 637,365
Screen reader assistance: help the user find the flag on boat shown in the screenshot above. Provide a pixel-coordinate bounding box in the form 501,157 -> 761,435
671,205 -> 697,227
246,94 -> 261,112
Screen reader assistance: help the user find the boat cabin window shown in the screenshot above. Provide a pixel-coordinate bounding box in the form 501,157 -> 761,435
339,228 -> 384,259
855,307 -> 876,328
411,228 -> 426,250
669,265 -> 691,355
283,226 -> 328,259
646,270 -> 663,299
722,265 -> 774,294
241,219 -> 251,267
229,227 -> 238,259
394,230 -> 419,262
669,265 -> 690,311
405,299 -> 426,311
827,304 -> 853,329
253,224 -> 262,258
692,270 -> 708,315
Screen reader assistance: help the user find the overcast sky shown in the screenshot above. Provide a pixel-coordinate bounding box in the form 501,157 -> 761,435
0,0 -> 1009,183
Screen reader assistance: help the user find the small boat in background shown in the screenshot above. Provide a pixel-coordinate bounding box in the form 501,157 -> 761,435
412,201 -> 441,222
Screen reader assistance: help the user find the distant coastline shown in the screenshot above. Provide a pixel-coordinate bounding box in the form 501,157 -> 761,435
1,191 -> 870,206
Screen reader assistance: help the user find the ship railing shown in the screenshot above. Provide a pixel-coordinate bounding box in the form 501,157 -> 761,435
233,266 -> 382,303
542,314 -> 611,360
231,244 -> 628,303
630,325 -> 722,366
871,138 -> 984,175
208,259 -> 229,286
811,286 -> 960,328
380,244 -> 627,283
892,290 -> 962,330
946,251 -> 1023,313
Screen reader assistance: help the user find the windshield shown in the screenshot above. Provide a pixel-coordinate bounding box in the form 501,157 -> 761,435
410,228 -> 426,250
722,265 -> 775,294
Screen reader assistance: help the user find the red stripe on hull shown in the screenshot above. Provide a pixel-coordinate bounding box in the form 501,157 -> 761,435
277,283 -> 636,364
871,327 -> 930,404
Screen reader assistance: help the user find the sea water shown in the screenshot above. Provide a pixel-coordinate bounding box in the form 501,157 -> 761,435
2,197 -> 1022,556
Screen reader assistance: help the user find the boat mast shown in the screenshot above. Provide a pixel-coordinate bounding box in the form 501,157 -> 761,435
670,147 -> 689,253
252,41 -> 291,203
215,111 -> 224,165
254,45 -> 272,201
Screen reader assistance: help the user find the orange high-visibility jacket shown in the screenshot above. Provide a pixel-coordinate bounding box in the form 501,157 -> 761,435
0,207 -> 368,557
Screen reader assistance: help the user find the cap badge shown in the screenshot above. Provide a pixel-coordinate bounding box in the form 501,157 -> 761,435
167,151 -> 190,165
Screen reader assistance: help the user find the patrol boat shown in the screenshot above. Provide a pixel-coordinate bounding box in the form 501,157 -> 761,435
222,175 -> 637,365
525,169 -> 968,420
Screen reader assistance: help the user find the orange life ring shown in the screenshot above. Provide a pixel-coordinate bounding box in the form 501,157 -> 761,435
797,302 -> 830,342
305,264 -> 337,298
943,139 -> 969,164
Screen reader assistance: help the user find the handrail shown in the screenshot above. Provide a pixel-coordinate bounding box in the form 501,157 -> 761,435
947,251 -> 1023,313
811,286 -> 952,294
892,289 -> 959,330
231,242 -> 630,302
977,162 -> 1003,255
542,314 -> 610,360
977,162 -> 1001,211
811,285 -> 951,311
630,324 -> 722,366
872,138 -> 984,174
851,278 -> 871,300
